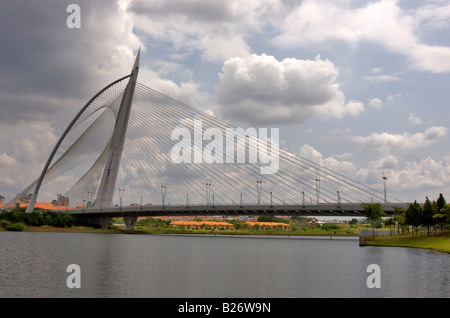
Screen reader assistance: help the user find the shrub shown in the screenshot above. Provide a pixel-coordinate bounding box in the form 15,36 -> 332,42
322,223 -> 340,230
0,219 -> 10,229
6,222 -> 26,231
349,218 -> 358,225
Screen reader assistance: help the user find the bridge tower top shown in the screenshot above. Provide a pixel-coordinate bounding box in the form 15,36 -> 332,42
95,49 -> 140,208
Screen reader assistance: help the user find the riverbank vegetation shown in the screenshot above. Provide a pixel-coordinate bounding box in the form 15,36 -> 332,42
363,230 -> 450,253
360,193 -> 450,253
121,215 -> 369,236
0,210 -> 76,231
362,193 -> 450,238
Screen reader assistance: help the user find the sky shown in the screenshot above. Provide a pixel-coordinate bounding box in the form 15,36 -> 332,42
1,0 -> 450,204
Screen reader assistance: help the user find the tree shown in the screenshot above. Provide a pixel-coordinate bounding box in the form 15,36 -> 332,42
384,218 -> 395,235
405,201 -> 422,237
435,204 -> 450,233
444,204 -> 450,224
362,203 -> 386,238
422,197 -> 436,236
393,206 -> 406,234
257,215 -> 289,223
433,213 -> 446,234
436,193 -> 446,211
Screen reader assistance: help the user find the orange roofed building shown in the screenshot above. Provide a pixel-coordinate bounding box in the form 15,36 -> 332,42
10,201 -> 77,210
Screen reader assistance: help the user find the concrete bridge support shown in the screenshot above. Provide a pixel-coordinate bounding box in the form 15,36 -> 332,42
94,216 -> 112,229
123,216 -> 138,231
74,216 -> 113,229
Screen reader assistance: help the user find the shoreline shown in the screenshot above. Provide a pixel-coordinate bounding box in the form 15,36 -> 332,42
11,225 -> 360,238
145,232 -> 359,240
360,231 -> 450,254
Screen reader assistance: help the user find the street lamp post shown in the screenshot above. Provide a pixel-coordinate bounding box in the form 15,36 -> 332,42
382,173 -> 388,203
205,181 -> 211,206
315,175 -> 321,205
119,188 -> 125,210
270,191 -> 273,208
302,191 -> 305,207
256,180 -> 263,205
161,185 -> 167,208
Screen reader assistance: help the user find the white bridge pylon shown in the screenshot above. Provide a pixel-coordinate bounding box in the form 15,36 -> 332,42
6,50 -> 401,215
95,50 -> 139,209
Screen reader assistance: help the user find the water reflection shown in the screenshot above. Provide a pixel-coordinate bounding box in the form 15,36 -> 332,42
0,232 -> 448,297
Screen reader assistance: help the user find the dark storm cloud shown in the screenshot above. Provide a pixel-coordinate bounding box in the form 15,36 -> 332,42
0,1 -> 75,125
0,0 -> 139,126
1,1 -> 82,95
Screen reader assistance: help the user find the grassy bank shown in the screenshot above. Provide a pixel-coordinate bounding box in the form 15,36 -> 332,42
362,230 -> 450,254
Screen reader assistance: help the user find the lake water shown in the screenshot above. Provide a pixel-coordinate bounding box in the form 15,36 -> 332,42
0,231 -> 448,298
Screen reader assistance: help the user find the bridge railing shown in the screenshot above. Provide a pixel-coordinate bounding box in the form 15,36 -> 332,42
53,202 -> 408,216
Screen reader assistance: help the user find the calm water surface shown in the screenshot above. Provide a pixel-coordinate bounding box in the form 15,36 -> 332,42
0,231 -> 448,298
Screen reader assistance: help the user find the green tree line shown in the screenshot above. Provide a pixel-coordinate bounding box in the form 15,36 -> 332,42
0,210 -> 76,229
364,193 -> 450,237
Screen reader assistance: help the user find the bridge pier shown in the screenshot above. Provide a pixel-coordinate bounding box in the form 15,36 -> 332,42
96,216 -> 112,229
74,216 -> 112,229
123,216 -> 138,231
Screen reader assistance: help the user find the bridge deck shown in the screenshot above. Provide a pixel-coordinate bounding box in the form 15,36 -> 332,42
62,202 -> 408,218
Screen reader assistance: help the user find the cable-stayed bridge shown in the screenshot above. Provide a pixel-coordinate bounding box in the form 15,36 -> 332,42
4,50 -> 407,229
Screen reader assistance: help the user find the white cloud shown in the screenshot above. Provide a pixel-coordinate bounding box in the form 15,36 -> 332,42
370,155 -> 399,170
396,156 -> 450,191
358,154 -> 450,201
363,74 -> 401,83
366,94 -> 403,111
336,126 -> 447,151
215,54 -> 364,125
331,152 -> 353,161
300,145 -> 450,202
386,93 -> 402,106
138,68 -> 208,108
0,121 -> 59,196
368,97 -> 384,110
299,145 -> 324,165
271,0 -> 450,73
408,113 -> 422,125
414,1 -> 450,31
128,0 -> 286,63
299,144 -> 357,176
